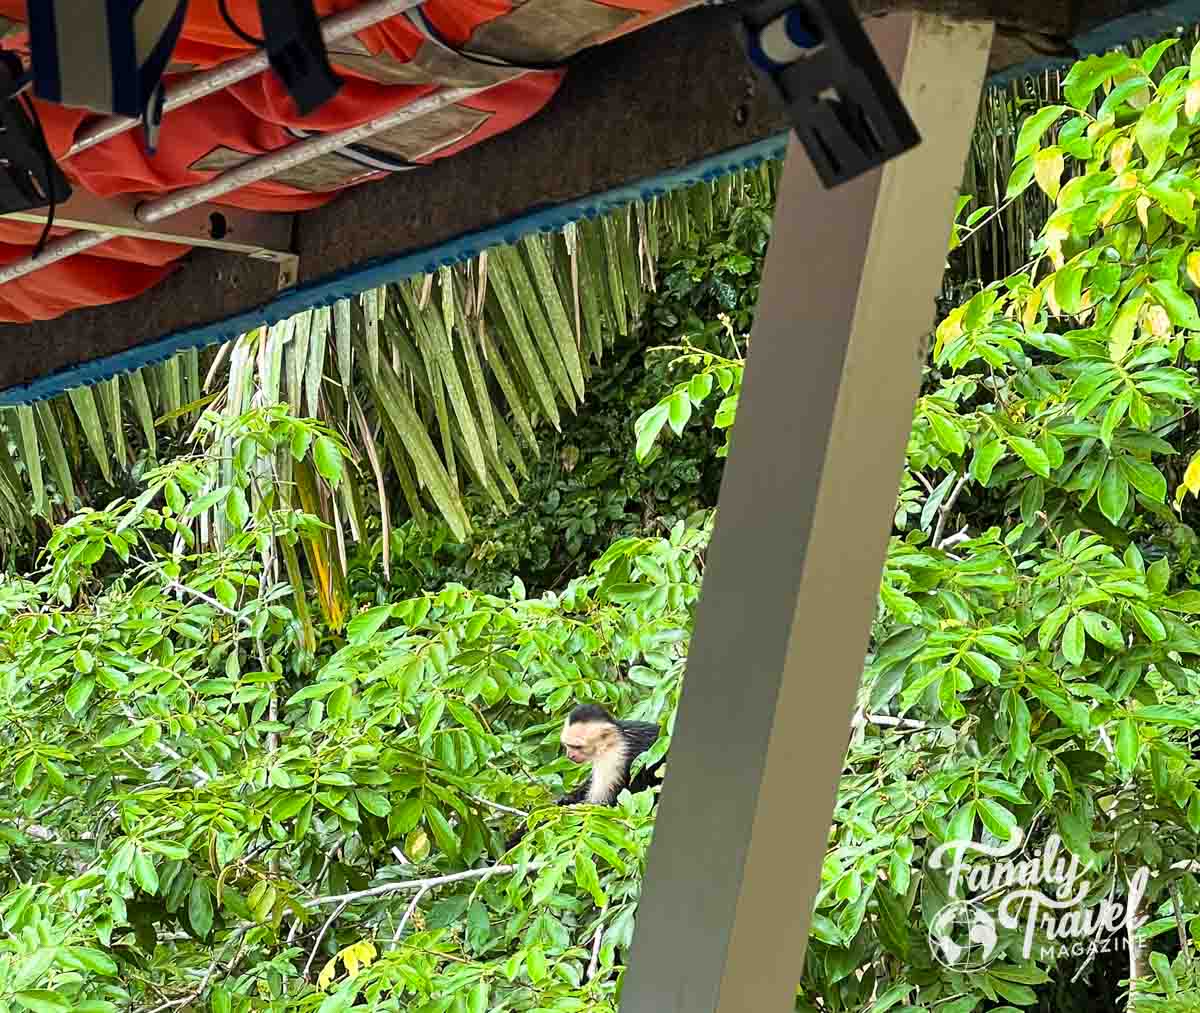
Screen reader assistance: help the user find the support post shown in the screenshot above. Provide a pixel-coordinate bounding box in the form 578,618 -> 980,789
617,12 -> 993,1013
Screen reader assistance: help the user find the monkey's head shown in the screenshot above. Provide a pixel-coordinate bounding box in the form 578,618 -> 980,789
560,705 -> 619,765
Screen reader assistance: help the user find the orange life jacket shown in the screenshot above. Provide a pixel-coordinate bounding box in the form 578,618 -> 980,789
0,0 -> 686,323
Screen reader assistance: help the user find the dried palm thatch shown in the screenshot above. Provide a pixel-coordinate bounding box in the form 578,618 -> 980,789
0,164 -> 783,606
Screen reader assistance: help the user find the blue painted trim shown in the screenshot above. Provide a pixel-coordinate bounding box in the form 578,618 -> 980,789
8,0 -> 1198,406
0,131 -> 789,407
985,0 -> 1200,86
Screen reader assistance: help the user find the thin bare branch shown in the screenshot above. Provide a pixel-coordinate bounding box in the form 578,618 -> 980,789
304,862 -> 549,909
304,899 -> 350,979
392,884 -> 432,943
469,794 -> 529,818
586,908 -> 608,981
933,473 -> 970,547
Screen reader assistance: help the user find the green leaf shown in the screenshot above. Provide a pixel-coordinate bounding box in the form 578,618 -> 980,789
313,435 -> 344,488
1130,604 -> 1166,642
666,390 -> 692,437
948,802 -> 976,842
1165,591 -> 1200,613
1136,705 -> 1200,728
1080,610 -> 1125,652
225,486 -> 250,530
1188,792 -> 1200,834
1006,156 -> 1036,199
14,992 -> 69,1013
971,437 -> 1005,485
65,677 -> 95,716
1135,102 -> 1178,173
1009,437 -> 1051,478
188,880 -> 214,939
271,794 -> 309,822
1062,615 -> 1086,666
1053,265 -> 1086,315
418,695 -> 445,743
976,798 -> 1017,840
526,945 -> 548,983
1098,460 -> 1130,524
1119,457 -> 1167,502
634,402 -> 670,463
99,726 -> 144,748
132,849 -> 160,895
1116,716 -> 1139,773
355,788 -> 393,818
1148,558 -> 1170,594
1150,280 -> 1200,330
1014,105 -> 1067,162
1039,605 -> 1071,652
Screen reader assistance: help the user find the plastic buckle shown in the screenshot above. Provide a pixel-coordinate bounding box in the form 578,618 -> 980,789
0,54 -> 71,215
738,0 -> 920,188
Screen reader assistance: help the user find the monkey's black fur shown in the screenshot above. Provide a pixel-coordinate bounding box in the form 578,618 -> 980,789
503,707 -> 663,850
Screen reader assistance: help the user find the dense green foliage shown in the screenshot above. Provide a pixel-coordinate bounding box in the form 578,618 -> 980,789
0,184 -> 766,1013
23,32 -> 1200,1013
632,35 -> 1200,1013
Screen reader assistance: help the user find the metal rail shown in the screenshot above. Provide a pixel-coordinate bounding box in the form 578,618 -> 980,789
0,78 -> 517,287
65,0 -> 425,158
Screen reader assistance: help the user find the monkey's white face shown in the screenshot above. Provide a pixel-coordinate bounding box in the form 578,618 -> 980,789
560,720 -> 616,765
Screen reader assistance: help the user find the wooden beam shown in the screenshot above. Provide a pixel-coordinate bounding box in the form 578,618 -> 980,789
0,5 -> 789,399
0,0 -> 1193,400
617,12 -> 993,1013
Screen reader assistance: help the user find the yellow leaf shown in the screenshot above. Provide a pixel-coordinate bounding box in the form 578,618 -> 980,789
1108,298 -> 1141,362
1185,451 -> 1200,496
1023,283 -> 1046,330
318,956 -> 338,991
1110,136 -> 1133,173
1187,251 -> 1200,288
934,305 -> 965,359
1045,219 -> 1070,270
1034,147 -> 1065,200
1187,80 -> 1200,119
340,940 -> 377,980
1146,303 -> 1172,337
1088,118 -> 1114,142
1114,172 -> 1138,190
1045,283 -> 1061,317
1137,195 -> 1152,230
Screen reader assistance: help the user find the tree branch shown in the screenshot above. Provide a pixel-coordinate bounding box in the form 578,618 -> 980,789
469,795 -> 529,818
304,899 -> 350,979
303,862 -> 549,909
119,704 -> 210,784
853,709 -> 927,731
938,528 -> 970,550
167,581 -> 243,623
586,908 -> 608,981
392,884 -> 432,943
933,473 -> 970,548
141,926 -> 245,1013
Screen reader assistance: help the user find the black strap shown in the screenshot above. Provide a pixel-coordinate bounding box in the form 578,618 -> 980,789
257,0 -> 343,117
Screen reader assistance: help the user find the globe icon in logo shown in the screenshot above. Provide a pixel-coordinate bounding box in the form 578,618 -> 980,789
929,900 -> 999,970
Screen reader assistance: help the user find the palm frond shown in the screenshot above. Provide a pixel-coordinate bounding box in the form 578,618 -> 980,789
0,168 -> 789,602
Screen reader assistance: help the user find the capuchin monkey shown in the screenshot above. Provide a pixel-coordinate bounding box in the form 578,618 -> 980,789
504,705 -> 662,850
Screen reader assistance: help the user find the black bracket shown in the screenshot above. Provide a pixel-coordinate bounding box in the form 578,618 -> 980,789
0,53 -> 71,216
737,0 -> 919,188
258,0 -> 344,118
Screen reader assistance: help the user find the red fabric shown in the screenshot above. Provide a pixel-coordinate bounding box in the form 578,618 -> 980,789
0,0 -> 683,323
